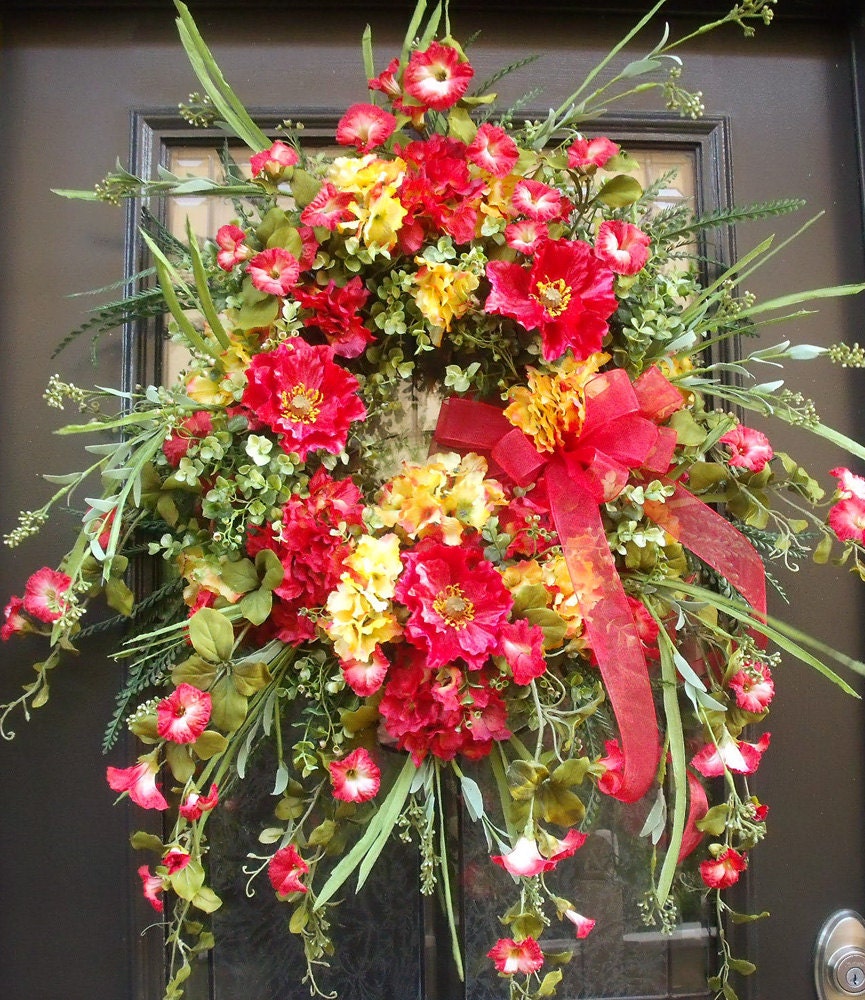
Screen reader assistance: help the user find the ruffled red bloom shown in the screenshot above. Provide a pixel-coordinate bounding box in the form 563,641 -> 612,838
341,647 -> 390,696
719,425 -> 774,472
246,247 -> 301,297
162,411 -> 214,467
395,537 -> 513,670
215,224 -> 253,271
403,41 -> 473,111
329,747 -> 381,802
178,783 -> 219,821
467,124 -> 519,177
700,847 -> 747,889
250,140 -> 299,180
156,683 -> 212,744
594,220 -> 650,275
163,849 -> 191,875
268,844 -> 309,896
487,937 -> 544,975
241,340 -> 366,461
567,136 -> 619,169
484,238 -> 618,362
23,567 -> 72,624
336,103 -> 398,153
300,182 -> 356,230
293,277 -> 375,358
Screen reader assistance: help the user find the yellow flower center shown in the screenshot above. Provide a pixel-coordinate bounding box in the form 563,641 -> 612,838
433,584 -> 475,629
281,384 -> 322,424
533,277 -> 571,317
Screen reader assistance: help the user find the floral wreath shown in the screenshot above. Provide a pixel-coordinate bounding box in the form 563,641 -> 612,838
4,1 -> 865,998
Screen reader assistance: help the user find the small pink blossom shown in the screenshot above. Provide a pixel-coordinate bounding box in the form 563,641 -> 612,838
106,756 -> 168,811
545,829 -> 588,863
511,179 -> 571,222
341,648 -> 390,696
729,660 -> 775,713
246,247 -> 301,297
700,847 -> 747,889
368,57 -> 402,99
719,425 -> 774,472
403,42 -> 474,111
492,836 -> 555,877
504,218 -> 549,255
596,738 -> 625,796
162,849 -> 191,875
1,595 -> 30,641
829,496 -> 865,543
336,103 -> 398,153
831,466 -> 865,500
268,844 -> 309,896
23,567 -> 72,624
567,136 -> 620,169
156,683 -> 212,744
138,865 -> 165,912
467,124 -> 520,177
487,937 -> 544,975
300,182 -> 356,230
691,731 -> 771,777
594,220 -> 650,275
563,908 -> 596,939
250,140 -> 299,180
179,783 -> 220,821
329,747 -> 382,803
215,224 -> 252,271
498,619 -> 547,685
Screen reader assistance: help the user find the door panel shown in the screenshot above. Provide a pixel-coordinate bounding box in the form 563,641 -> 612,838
1,7 -> 863,1000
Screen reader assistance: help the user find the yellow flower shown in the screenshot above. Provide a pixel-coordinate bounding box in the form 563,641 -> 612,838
355,186 -> 407,250
327,154 -> 405,196
345,533 -> 403,600
325,575 -> 402,663
504,352 -> 609,453
413,261 -> 479,334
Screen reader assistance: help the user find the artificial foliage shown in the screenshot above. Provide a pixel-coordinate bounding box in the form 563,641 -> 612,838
4,1 -> 865,998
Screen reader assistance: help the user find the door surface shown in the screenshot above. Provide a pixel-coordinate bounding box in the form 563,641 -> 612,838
1,3 -> 864,999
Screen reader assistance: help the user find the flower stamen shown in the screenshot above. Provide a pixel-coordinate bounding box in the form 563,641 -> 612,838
433,584 -> 475,628
281,384 -> 323,424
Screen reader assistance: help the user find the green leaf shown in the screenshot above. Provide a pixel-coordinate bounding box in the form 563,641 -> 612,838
256,548 -> 285,591
209,677 -> 248,732
507,758 -> 549,800
217,558 -> 259,595
165,742 -> 195,783
232,659 -> 272,696
729,910 -> 770,924
185,217 -> 229,349
655,628 -> 688,906
188,607 -> 235,663
447,106 -> 476,144
130,831 -> 165,853
594,174 -> 643,208
239,588 -> 273,626
191,886 -> 222,913
104,577 -> 135,617
459,774 -> 485,822
193,730 -> 229,760
290,168 -> 322,209
537,970 -> 564,996
169,859 -> 205,901
728,958 -> 757,975
171,654 -> 218,689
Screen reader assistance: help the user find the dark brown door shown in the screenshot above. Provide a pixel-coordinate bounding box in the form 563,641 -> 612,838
1,3 -> 863,999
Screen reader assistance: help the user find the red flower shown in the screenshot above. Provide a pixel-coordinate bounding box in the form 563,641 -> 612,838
368,57 -> 402,100
268,844 -> 309,896
829,496 -> 865,543
487,937 -> 544,975
250,140 -> 299,180
563,909 -> 595,938
293,277 -> 375,358
504,219 -> 549,255
1,595 -> 30,640
498,618 -> 546,684
241,341 -> 366,461
484,238 -> 618,362
106,756 -> 168,811
246,247 -> 301,297
340,647 -> 390,696
395,538 -> 513,671
403,41 -> 473,111
594,220 -> 650,275
700,847 -> 747,889
329,747 -> 381,803
831,466 -> 865,499
596,738 -> 625,796
23,567 -> 72,624
138,866 -> 165,912
336,103 -> 397,153
567,136 -> 620,169
511,179 -> 571,222
162,849 -> 191,875
215,224 -> 252,271
719,425 -> 774,472
691,731 -> 771,777
467,124 -> 519,177
729,660 -> 775,712
178,783 -> 219,821
300,182 -> 356,230
156,683 -> 212,744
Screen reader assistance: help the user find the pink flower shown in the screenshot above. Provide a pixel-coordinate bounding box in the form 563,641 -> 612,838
300,182 -> 356,230
22,567 -> 72,624
138,865 -> 165,912
691,731 -> 771,777
329,747 -> 381,803
563,908 -> 595,939
268,844 -> 309,896
504,218 -> 549,255
246,247 -> 301,297
336,103 -> 397,153
340,648 -> 390,696
106,756 -> 168,811
594,220 -> 650,275
729,660 -> 775,712
1,595 -> 30,641
596,738 -> 625,796
700,847 -> 747,889
215,224 -> 252,271
719,425 -> 774,472
395,538 -> 513,671
156,683 -> 212,744
831,466 -> 865,500
240,340 -> 366,461
467,124 -> 519,177
567,136 -> 620,169
511,179 -> 571,222
403,41 -> 474,111
178,783 -> 219,821
487,937 -> 544,975
368,57 -> 402,100
829,496 -> 865,543
250,140 -> 299,180
162,849 -> 191,875
545,829 -> 588,862
498,619 -> 546,685
492,836 -> 556,877
484,238 -> 618,362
